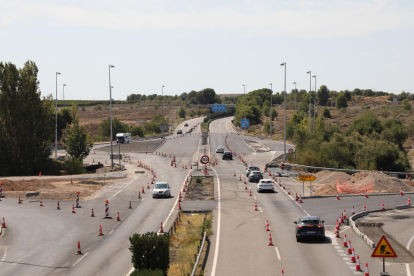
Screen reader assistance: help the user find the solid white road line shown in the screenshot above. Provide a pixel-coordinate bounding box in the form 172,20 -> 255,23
210,166 -> 221,276
406,235 -> 414,276
72,252 -> 89,267
110,176 -> 140,199
275,247 -> 281,260
407,234 -> 414,250
108,229 -> 114,235
0,247 -> 7,268
242,139 -> 256,153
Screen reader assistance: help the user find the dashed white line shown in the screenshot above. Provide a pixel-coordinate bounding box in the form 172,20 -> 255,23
253,195 -> 257,200
259,207 -> 263,213
108,229 -> 114,235
110,176 -> 140,199
72,252 -> 89,267
0,247 -> 7,268
275,247 -> 281,260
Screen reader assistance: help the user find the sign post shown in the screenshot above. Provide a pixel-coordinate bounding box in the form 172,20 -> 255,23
371,235 -> 397,275
281,163 -> 285,174
299,175 -> 316,197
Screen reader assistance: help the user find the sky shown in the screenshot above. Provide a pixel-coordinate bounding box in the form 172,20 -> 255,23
1,0 -> 414,100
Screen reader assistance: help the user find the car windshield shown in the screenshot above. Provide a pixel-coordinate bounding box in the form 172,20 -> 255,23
155,184 -> 168,189
301,220 -> 320,225
217,147 -> 224,150
261,181 -> 272,184
224,152 -> 231,154
249,167 -> 258,171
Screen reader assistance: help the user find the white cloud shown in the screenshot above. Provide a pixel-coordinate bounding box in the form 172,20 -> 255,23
1,0 -> 413,38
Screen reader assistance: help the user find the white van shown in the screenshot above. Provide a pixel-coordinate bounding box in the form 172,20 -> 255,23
116,133 -> 131,144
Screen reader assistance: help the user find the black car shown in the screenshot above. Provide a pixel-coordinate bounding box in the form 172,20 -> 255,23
222,151 -> 233,160
294,216 -> 325,242
248,171 -> 263,182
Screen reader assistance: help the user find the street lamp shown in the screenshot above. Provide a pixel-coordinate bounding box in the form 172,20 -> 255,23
280,62 -> 287,162
269,83 -> 273,140
63,84 -> 67,107
313,75 -> 317,130
242,84 -> 246,135
162,85 -> 165,136
55,72 -> 61,159
109,65 -> 115,168
306,71 -> 312,134
293,82 -> 297,111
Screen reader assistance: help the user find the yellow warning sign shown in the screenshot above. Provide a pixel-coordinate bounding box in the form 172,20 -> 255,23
371,235 -> 397,258
299,175 -> 316,181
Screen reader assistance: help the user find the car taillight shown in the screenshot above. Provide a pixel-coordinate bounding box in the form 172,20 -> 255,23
317,225 -> 323,228
259,184 -> 262,186
271,184 -> 274,186
298,225 -> 302,228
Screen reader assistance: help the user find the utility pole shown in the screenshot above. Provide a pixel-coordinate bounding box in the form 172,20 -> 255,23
109,65 -> 115,168
55,72 -> 61,159
269,83 -> 273,139
242,84 -> 246,135
313,75 -> 317,130
162,85 -> 165,136
306,71 -> 311,134
281,62 -> 287,162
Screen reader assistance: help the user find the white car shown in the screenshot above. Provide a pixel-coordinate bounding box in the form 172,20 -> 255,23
152,182 -> 171,198
257,179 -> 274,193
216,146 -> 225,153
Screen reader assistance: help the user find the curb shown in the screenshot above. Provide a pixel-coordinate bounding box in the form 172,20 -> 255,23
349,205 -> 414,248
152,139 -> 167,153
301,192 -> 414,199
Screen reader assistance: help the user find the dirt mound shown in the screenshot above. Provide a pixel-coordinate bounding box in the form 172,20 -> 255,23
0,179 -> 56,191
313,171 -> 351,185
348,171 -> 412,193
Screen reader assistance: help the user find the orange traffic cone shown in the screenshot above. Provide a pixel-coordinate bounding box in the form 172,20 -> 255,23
138,192 -> 141,199
408,197 -> 411,206
18,195 -> 22,204
1,217 -> 6,228
98,225 -> 104,236
57,201 -> 61,210
159,222 -> 164,233
40,198 -> 43,207
116,212 -> 120,221
268,233 -> 274,246
39,171 -> 41,177
343,234 -> 347,247
352,206 -> 355,215
178,202 -> 182,210
129,201 -> 132,209
265,220 -> 270,231
347,240 -> 352,254
299,195 -> 303,203
336,193 -> 340,200
363,203 -> 367,212
400,187 -> 404,196
72,204 -> 76,213
254,202 -> 258,211
249,188 -> 252,197
76,241 -> 82,254
351,248 -> 356,263
91,208 -> 95,217
365,190 -> 368,198
142,187 -> 145,194
355,255 -> 361,271
364,263 -> 369,276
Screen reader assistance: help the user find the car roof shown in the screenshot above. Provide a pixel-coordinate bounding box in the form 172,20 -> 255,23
224,151 -> 231,153
217,146 -> 224,148
155,182 -> 168,185
248,166 -> 259,169
300,216 -> 320,221
260,179 -> 272,182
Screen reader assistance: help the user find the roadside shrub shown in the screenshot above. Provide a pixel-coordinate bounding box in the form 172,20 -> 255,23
361,106 -> 371,109
322,107 -> 331,118
94,105 -> 102,110
402,99 -> 411,110
129,232 -> 169,274
130,269 -> 164,276
196,177 -> 202,183
336,94 -> 348,109
130,126 -> 145,137
65,158 -> 85,174
380,110 -> 391,118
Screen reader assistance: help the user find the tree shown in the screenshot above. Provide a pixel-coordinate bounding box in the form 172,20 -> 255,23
98,117 -> 128,140
348,111 -> 383,135
0,61 -> 55,176
264,121 -> 274,135
336,94 -> 348,109
270,108 -> 278,121
129,232 -> 169,274
353,88 -> 362,95
344,90 -> 352,101
197,109 -> 202,117
64,104 -> 93,160
317,85 -> 330,106
178,107 -> 186,118
402,99 -> 411,110
262,100 -> 270,117
322,107 -> 331,118
130,126 -> 145,137
188,110 -> 196,118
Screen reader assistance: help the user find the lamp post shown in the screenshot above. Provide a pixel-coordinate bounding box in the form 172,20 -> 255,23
293,82 -> 297,111
162,85 -> 165,136
55,72 -> 61,159
280,62 -> 286,162
63,84 -> 67,107
306,71 -> 311,134
269,83 -> 273,139
109,65 -> 115,168
313,75 -> 317,130
242,84 -> 246,135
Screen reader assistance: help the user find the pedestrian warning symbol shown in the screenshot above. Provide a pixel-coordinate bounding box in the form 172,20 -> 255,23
371,235 -> 397,258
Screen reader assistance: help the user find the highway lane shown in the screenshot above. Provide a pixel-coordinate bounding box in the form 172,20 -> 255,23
0,118 -> 203,276
207,117 -> 357,275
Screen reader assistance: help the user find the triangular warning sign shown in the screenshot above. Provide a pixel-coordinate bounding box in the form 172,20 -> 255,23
371,235 -> 397,258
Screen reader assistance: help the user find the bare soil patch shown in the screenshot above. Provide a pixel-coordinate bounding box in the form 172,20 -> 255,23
244,140 -> 271,152
185,176 -> 214,201
0,178 -> 109,201
98,139 -> 164,153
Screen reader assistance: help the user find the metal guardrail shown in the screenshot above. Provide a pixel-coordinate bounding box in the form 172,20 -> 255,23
191,231 -> 207,276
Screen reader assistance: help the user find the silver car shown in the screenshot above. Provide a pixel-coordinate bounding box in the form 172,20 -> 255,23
246,166 -> 260,176
216,146 -> 225,153
257,179 -> 274,193
152,182 -> 171,198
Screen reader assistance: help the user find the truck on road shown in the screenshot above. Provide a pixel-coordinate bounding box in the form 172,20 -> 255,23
116,133 -> 131,144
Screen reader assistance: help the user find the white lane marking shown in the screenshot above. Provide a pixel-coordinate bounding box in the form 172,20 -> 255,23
110,176 -> 139,199
0,247 -> 7,268
406,264 -> 412,276
275,247 -> 281,260
259,207 -> 263,213
127,267 -> 135,276
242,139 -> 256,153
211,166 -> 221,276
142,198 -> 146,201
164,170 -> 192,226
253,195 -> 256,200
273,177 -> 310,216
72,252 -> 89,267
108,229 -> 114,235
407,234 -> 414,250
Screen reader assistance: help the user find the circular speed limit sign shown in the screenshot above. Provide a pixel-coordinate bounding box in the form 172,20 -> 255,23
288,148 -> 294,154
200,155 -> 210,164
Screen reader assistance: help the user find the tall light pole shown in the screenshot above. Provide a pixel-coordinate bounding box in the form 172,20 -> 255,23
162,85 -> 165,136
55,72 -> 61,159
63,84 -> 67,107
293,82 -> 297,111
306,71 -> 311,134
269,83 -> 273,139
109,65 -> 115,168
313,75 -> 317,130
242,84 -> 246,135
280,62 -> 287,162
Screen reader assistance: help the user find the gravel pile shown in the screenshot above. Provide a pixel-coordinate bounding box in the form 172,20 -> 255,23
313,171 -> 351,185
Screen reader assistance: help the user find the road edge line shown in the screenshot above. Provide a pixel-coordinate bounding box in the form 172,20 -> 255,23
210,166 -> 221,276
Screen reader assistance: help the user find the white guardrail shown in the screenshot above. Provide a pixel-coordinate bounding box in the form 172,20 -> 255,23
191,231 -> 207,276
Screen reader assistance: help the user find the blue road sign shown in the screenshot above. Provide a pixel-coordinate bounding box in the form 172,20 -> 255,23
219,104 -> 226,111
212,105 -> 219,112
241,118 -> 249,128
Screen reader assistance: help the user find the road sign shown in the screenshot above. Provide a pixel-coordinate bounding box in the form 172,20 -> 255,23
281,164 -> 285,170
288,148 -> 294,154
200,155 -> 210,164
219,104 -> 226,111
299,175 -> 316,181
212,104 -> 226,112
241,118 -> 249,128
371,235 -> 397,258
